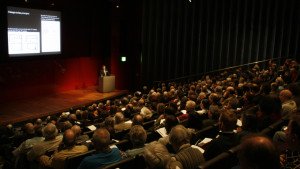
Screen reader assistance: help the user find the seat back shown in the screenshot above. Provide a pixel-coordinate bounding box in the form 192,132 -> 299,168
64,150 -> 95,169
100,155 -> 146,169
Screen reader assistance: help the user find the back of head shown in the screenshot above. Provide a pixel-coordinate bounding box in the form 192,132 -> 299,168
201,99 -> 210,110
68,114 -> 77,123
140,107 -> 153,119
156,103 -> 165,115
36,118 -> 43,125
63,129 -> 76,149
93,128 -> 111,152
43,123 -> 58,140
279,89 -> 293,102
238,135 -> 280,169
114,112 -> 124,124
24,123 -> 35,135
144,141 -> 171,169
165,115 -> 179,134
104,116 -> 115,127
132,114 -> 144,126
71,125 -> 82,137
129,125 -> 147,147
169,125 -> 190,152
219,109 -> 237,131
185,100 -> 196,112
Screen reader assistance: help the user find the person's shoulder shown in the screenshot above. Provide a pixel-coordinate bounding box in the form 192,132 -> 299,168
74,145 -> 89,151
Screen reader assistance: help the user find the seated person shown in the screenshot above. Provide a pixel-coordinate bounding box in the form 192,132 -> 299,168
70,125 -> 89,145
169,125 -> 205,168
12,123 -> 44,157
39,129 -> 88,169
203,109 -> 238,161
126,125 -> 147,157
114,112 -> 131,133
131,114 -> 144,126
279,114 -> 300,168
27,123 -> 63,162
77,128 -> 121,169
143,141 -> 171,169
237,135 -> 280,169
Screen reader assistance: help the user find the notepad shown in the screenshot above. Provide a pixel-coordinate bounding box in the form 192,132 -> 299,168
198,137 -> 212,147
87,125 -> 97,131
125,120 -> 133,124
156,127 -> 168,137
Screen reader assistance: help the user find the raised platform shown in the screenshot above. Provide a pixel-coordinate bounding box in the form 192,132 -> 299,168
0,86 -> 128,125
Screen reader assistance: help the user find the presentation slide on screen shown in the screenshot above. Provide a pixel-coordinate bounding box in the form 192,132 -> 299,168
7,6 -> 61,56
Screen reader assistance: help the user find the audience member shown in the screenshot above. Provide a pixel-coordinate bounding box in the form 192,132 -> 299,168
114,112 -> 131,132
12,123 -> 44,157
131,114 -> 144,126
237,135 -> 280,169
279,114 -> 300,168
39,129 -> 88,169
236,108 -> 258,141
140,106 -> 153,120
203,109 -> 238,161
143,141 -> 171,169
71,125 -> 89,145
279,89 -> 297,117
27,123 -> 63,163
186,100 -> 204,130
158,114 -> 179,146
169,125 -> 205,168
77,128 -> 121,169
126,125 -> 147,157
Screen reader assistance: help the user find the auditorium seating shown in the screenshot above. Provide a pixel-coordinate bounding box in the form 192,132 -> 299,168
64,150 -> 96,169
191,123 -> 219,145
100,155 -> 146,169
198,115 -> 290,169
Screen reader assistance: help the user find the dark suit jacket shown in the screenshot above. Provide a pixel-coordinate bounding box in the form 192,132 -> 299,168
100,69 -> 110,77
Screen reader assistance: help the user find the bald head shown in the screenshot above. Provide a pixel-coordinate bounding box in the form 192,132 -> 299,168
132,114 -> 144,126
279,89 -> 293,102
24,123 -> 35,135
238,136 -> 280,169
69,114 -> 77,122
93,128 -> 111,152
71,125 -> 82,137
63,129 -> 76,148
36,118 -> 42,125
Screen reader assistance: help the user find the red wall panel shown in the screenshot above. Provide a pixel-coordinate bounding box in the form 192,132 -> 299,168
0,56 -> 100,102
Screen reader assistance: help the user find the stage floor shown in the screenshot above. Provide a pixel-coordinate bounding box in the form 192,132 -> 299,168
0,86 -> 128,125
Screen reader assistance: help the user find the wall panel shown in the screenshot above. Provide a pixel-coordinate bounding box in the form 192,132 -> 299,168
141,0 -> 300,84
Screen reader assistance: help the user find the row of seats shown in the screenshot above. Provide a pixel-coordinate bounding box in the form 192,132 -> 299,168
197,114 -> 289,169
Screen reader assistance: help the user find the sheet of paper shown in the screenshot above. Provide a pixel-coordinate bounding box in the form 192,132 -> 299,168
181,110 -> 187,114
237,119 -> 242,127
87,125 -> 96,131
125,120 -> 132,124
198,137 -> 212,147
156,127 -> 168,137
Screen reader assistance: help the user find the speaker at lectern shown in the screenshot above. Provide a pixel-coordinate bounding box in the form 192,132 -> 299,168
98,75 -> 115,92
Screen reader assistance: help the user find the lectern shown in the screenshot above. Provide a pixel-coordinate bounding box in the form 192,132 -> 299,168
98,75 -> 115,92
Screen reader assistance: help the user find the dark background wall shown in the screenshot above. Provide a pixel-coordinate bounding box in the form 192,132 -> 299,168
141,0 -> 300,84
